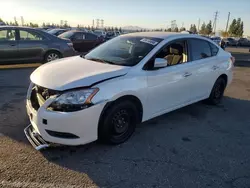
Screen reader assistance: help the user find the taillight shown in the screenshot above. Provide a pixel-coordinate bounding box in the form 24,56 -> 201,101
230,56 -> 235,64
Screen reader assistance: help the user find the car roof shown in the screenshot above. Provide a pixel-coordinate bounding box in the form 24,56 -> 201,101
123,32 -> 195,39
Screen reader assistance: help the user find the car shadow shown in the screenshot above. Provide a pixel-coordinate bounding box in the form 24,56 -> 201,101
35,96 -> 250,187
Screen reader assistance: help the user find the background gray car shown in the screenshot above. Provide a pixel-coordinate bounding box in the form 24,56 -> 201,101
0,26 -> 76,64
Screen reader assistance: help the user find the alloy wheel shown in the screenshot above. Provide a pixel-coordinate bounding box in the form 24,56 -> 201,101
47,53 -> 59,62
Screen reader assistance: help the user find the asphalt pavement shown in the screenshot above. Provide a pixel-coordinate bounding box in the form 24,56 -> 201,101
0,53 -> 250,188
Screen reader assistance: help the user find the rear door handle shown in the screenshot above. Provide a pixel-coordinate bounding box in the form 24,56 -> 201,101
10,44 -> 16,46
183,72 -> 192,77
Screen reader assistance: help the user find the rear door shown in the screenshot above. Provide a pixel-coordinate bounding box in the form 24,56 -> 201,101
0,28 -> 19,63
187,38 -> 220,101
17,29 -> 48,61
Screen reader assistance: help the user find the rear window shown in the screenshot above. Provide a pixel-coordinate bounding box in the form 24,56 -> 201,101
58,31 -> 74,39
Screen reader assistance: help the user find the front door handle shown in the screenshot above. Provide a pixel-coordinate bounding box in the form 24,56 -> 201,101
183,72 -> 192,77
10,44 -> 16,46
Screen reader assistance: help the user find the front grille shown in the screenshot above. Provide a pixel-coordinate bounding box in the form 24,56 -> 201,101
30,85 -> 59,111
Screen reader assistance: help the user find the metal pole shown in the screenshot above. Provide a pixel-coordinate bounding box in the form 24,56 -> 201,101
225,12 -> 230,32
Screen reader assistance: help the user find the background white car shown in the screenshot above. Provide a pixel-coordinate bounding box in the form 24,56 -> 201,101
25,32 -> 234,150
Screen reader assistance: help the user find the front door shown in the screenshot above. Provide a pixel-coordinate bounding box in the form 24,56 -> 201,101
0,28 -> 19,63
145,40 -> 192,118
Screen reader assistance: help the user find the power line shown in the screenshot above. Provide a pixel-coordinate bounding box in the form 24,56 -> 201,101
225,12 -> 230,32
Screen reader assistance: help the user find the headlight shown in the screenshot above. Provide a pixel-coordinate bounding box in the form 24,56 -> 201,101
47,88 -> 99,112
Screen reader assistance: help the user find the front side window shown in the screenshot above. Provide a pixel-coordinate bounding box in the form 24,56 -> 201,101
189,39 -> 212,61
19,30 -> 44,41
0,29 -> 16,41
85,36 -> 163,66
155,40 -> 188,66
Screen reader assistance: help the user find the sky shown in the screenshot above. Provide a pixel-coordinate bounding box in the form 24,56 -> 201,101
1,0 -> 250,35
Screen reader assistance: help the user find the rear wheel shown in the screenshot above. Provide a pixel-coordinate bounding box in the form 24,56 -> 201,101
207,77 -> 226,105
98,101 -> 138,144
44,51 -> 61,63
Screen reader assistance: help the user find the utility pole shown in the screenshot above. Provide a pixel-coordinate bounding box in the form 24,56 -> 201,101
96,19 -> 100,29
225,12 -> 230,32
21,16 -> 24,26
198,18 -> 201,31
171,20 -> 177,31
100,19 -> 104,28
213,11 -> 219,33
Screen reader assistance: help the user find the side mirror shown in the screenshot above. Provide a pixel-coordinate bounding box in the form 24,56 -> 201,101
154,58 -> 168,68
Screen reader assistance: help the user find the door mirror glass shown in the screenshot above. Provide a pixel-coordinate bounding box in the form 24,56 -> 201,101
154,58 -> 168,68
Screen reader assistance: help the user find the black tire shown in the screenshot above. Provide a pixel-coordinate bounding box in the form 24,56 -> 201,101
44,51 -> 61,63
98,101 -> 139,144
207,77 -> 226,105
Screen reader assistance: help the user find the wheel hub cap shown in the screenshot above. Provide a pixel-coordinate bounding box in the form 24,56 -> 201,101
47,53 -> 59,62
112,110 -> 129,134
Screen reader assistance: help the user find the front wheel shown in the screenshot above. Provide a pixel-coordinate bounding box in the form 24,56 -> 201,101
207,77 -> 226,105
98,101 -> 139,144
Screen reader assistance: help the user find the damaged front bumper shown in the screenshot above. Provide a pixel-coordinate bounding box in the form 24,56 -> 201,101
24,124 -> 50,151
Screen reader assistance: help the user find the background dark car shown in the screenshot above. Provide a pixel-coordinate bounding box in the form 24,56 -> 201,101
0,26 -> 76,64
226,38 -> 238,46
58,30 -> 104,52
237,38 -> 250,47
105,31 -> 117,41
48,28 -> 69,36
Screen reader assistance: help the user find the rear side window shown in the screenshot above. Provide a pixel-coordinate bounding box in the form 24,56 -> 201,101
86,33 -> 97,40
209,42 -> 219,56
189,39 -> 212,61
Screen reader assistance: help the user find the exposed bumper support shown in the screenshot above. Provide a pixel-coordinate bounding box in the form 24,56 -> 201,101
24,124 -> 50,151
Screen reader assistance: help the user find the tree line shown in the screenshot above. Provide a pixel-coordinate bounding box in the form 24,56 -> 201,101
0,17 -> 244,36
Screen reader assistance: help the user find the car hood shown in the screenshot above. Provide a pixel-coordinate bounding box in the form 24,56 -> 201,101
30,56 -> 130,91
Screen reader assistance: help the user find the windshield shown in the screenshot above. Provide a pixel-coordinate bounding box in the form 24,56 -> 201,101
58,31 -> 74,39
85,36 -> 163,66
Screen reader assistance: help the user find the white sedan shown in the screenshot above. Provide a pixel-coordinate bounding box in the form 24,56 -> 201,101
25,32 -> 234,150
